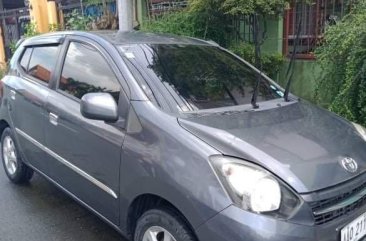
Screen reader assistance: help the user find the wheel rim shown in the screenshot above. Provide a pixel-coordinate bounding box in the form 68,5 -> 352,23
2,135 -> 18,175
142,226 -> 177,241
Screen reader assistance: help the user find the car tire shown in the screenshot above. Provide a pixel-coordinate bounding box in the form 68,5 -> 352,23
134,208 -> 196,241
1,127 -> 33,184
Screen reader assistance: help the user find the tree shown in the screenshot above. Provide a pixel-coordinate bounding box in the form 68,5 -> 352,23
315,0 -> 366,125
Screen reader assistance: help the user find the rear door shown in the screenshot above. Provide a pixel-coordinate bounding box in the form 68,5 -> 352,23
45,36 -> 127,225
10,43 -> 61,174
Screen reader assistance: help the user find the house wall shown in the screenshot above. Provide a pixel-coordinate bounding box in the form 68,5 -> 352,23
261,16 -> 284,54
260,16 -> 322,101
277,60 -> 323,101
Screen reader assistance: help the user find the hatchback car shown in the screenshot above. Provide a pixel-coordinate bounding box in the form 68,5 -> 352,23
1,31 -> 366,241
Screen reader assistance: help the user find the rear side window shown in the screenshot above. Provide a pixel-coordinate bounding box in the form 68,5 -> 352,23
27,46 -> 59,84
19,48 -> 32,71
59,42 -> 120,102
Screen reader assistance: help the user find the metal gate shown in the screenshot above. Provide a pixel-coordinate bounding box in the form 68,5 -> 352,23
0,7 -> 30,60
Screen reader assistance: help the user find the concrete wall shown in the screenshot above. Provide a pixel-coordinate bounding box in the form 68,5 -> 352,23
277,59 -> 324,101
260,16 -> 322,102
261,16 -> 283,54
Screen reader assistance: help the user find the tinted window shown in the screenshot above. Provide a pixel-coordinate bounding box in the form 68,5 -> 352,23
120,44 -> 283,111
59,42 -> 120,102
28,46 -> 59,83
20,48 -> 32,71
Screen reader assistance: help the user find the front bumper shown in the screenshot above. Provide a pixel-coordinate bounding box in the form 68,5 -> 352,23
196,205 -> 366,241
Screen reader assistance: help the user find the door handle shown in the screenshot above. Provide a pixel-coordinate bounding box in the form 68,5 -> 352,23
49,112 -> 58,126
10,90 -> 16,100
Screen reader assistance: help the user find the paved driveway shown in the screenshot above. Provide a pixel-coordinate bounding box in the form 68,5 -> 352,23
0,169 -> 127,241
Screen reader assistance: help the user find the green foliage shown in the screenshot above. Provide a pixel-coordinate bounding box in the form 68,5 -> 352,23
142,11 -> 203,36
24,22 -> 39,37
142,10 -> 230,46
189,0 -> 291,16
49,23 -> 61,32
222,0 -> 289,16
142,0 -> 292,83
0,66 -> 5,79
315,1 -> 366,125
9,41 -> 17,55
65,10 -> 93,30
229,41 -> 284,77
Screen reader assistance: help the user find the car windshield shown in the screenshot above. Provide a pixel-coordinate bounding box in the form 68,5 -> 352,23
120,44 -> 283,111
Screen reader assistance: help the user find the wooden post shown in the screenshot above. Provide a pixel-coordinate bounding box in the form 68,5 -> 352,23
29,0 -> 49,33
58,7 -> 64,30
0,0 -> 7,65
47,0 -> 59,26
0,25 -> 6,68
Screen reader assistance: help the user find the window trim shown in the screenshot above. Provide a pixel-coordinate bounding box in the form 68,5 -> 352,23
19,47 -> 33,72
17,44 -> 62,88
55,37 -> 124,105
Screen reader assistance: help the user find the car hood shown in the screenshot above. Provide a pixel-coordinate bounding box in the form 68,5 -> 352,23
178,100 -> 366,193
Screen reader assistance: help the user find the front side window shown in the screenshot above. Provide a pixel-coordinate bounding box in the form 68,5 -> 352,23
28,46 -> 59,84
59,42 -> 120,102
120,44 -> 282,111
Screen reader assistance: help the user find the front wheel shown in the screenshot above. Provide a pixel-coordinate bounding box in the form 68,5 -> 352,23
134,208 -> 196,241
1,127 -> 33,184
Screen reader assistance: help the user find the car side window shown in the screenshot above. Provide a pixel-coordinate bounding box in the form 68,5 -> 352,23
59,41 -> 121,102
19,48 -> 32,72
27,46 -> 59,84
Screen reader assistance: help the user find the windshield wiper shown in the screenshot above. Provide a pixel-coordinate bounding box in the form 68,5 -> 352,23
284,4 -> 304,102
251,14 -> 264,109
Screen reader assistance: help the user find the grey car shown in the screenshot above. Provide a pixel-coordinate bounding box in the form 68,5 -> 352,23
1,31 -> 366,241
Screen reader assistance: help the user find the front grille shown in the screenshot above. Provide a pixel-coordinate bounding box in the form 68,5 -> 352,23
310,181 -> 366,225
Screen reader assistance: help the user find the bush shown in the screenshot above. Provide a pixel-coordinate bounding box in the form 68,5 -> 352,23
23,22 -> 39,37
142,13 -> 284,78
65,10 -> 93,30
141,9 -> 230,46
141,0 -> 288,78
0,66 -> 6,80
142,11 -> 205,37
315,1 -> 366,125
229,41 -> 284,78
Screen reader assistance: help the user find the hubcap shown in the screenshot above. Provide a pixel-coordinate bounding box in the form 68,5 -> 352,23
2,136 -> 18,175
142,226 -> 177,241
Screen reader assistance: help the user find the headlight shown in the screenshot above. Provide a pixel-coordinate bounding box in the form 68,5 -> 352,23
210,155 -> 301,218
352,122 -> 366,141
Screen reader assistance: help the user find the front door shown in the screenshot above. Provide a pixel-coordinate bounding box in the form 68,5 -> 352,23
45,39 -> 126,225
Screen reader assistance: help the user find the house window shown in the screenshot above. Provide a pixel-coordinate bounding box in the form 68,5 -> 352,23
283,0 -> 352,59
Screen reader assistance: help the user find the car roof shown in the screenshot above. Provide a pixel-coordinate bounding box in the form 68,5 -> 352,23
21,30 -> 216,47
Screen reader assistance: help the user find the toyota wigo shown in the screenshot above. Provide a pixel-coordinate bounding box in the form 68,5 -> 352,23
1,31 -> 366,241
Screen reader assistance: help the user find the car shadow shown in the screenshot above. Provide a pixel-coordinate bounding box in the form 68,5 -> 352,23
0,169 -> 127,241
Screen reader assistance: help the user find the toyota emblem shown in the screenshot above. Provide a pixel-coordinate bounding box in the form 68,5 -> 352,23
340,157 -> 358,173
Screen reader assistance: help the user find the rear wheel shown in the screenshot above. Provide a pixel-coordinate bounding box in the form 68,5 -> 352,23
134,208 -> 196,241
1,127 -> 33,184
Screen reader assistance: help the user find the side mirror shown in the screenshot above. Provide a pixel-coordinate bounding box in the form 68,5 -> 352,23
80,93 -> 118,122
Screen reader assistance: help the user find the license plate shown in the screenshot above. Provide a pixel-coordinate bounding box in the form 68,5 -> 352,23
341,213 -> 366,241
